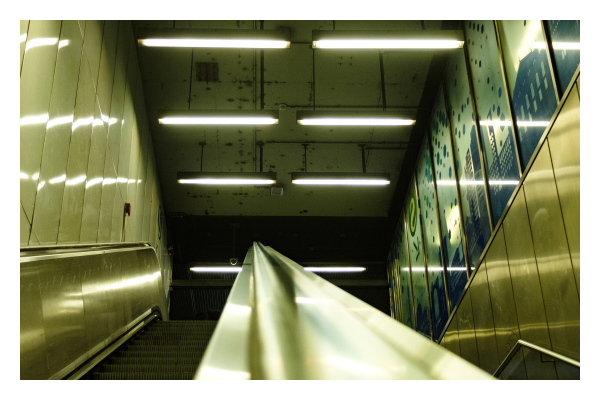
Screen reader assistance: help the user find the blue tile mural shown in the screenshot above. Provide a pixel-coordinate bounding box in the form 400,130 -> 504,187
445,48 -> 492,271
416,137 -> 449,341
465,20 -> 521,225
405,180 -> 431,338
429,88 -> 468,311
547,20 -> 580,97
395,215 -> 414,329
498,20 -> 558,168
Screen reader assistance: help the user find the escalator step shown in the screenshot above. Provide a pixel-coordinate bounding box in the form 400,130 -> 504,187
114,350 -> 205,358
110,357 -> 202,365
91,372 -> 194,380
102,364 -> 198,374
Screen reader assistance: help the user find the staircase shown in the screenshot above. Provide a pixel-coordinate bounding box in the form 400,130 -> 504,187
88,320 -> 217,380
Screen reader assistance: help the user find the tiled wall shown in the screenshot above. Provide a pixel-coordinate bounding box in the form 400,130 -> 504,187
440,79 -> 580,379
20,21 -> 171,292
386,20 -> 579,378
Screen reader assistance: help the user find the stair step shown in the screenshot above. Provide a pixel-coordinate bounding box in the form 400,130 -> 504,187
91,372 -> 194,380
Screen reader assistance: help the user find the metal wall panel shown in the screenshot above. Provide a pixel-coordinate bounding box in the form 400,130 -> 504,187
523,142 -> 580,364
444,315 -> 461,356
20,263 -> 50,379
503,188 -> 557,379
485,226 -> 527,379
456,290 -> 479,367
38,257 -> 88,377
80,254 -> 110,352
20,246 -> 168,379
469,261 -> 500,374
547,85 -> 580,294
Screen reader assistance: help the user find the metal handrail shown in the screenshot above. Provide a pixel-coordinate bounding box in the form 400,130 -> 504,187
493,340 -> 580,378
20,242 -> 153,263
195,242 -> 494,380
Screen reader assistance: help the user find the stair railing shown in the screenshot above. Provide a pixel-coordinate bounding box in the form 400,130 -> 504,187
195,242 -> 494,380
493,339 -> 580,378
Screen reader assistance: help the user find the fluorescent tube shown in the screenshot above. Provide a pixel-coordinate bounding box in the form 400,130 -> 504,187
298,118 -> 415,126
159,117 -> 278,125
314,39 -> 463,49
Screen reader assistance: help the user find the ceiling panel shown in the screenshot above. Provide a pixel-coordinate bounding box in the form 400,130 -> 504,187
135,20 -> 451,218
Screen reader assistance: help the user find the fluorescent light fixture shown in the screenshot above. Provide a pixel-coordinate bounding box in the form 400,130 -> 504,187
298,118 -> 414,126
312,30 -> 464,49
190,267 -> 242,272
533,41 -> 580,50
160,117 -> 278,125
159,110 -> 279,126
177,171 -> 277,185
296,111 -> 415,126
292,172 -> 390,186
190,266 -> 366,273
137,28 -> 290,49
140,39 -> 289,48
304,267 -> 365,272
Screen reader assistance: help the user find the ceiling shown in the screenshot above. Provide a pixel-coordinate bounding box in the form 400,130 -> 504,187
132,20 -> 450,218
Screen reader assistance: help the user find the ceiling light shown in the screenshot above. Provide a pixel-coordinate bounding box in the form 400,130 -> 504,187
291,172 -> 390,186
189,267 -> 366,273
298,118 -> 414,126
304,267 -> 366,272
160,117 -> 278,125
296,111 -> 415,126
177,172 -> 277,185
159,110 -> 279,126
190,267 -> 242,272
137,28 -> 290,49
312,30 -> 464,49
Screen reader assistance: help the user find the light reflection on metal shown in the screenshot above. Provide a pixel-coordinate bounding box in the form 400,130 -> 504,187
20,114 -> 49,126
49,174 -> 66,184
195,242 -> 494,380
25,37 -> 58,51
533,41 -> 580,50
66,175 -> 86,186
85,177 -> 103,188
47,115 -> 74,128
304,267 -> 365,272
58,39 -> 69,49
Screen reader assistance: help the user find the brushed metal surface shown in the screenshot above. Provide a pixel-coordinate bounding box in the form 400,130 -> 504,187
80,254 -> 110,353
197,242 -> 493,379
20,246 -> 168,380
469,260 -> 500,374
444,314 -> 461,356
20,263 -> 50,379
456,290 -> 479,367
38,256 -> 88,377
523,141 -> 580,364
503,187 -> 557,379
547,85 -> 580,295
485,226 -> 527,379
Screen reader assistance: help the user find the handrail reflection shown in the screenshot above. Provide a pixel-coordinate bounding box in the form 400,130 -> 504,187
195,242 -> 494,380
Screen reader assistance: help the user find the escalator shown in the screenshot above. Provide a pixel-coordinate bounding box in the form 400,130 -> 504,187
84,320 -> 217,380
